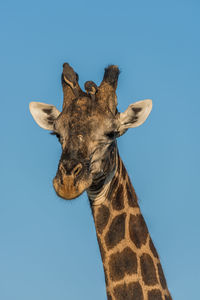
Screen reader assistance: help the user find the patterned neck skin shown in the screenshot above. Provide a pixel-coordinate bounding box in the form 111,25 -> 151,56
88,154 -> 172,300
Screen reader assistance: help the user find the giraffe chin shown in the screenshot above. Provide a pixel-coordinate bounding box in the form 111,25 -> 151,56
53,175 -> 91,200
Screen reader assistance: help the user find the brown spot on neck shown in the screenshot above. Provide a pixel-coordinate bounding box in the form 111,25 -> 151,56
121,162 -> 127,180
105,213 -> 126,250
149,238 -> 159,259
129,214 -> 149,248
114,282 -> 144,300
96,205 -> 110,234
157,262 -> 167,289
112,184 -> 124,210
126,176 -> 138,207
140,253 -> 158,286
107,175 -> 119,201
148,289 -> 163,300
108,247 -> 137,281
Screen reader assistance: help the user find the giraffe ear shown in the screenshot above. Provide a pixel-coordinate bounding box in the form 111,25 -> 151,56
118,99 -> 152,133
29,102 -> 61,130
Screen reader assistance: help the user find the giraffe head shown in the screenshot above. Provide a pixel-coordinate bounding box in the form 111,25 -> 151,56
29,63 -> 152,200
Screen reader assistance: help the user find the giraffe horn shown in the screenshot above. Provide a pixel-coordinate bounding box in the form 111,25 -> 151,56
61,63 -> 84,109
96,65 -> 120,114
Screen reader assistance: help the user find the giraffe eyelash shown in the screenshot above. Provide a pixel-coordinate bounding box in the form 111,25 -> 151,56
50,131 -> 61,140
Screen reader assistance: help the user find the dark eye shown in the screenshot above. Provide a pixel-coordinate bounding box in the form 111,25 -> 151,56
106,131 -> 116,139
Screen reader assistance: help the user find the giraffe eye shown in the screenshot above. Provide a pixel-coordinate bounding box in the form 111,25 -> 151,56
105,131 -> 116,139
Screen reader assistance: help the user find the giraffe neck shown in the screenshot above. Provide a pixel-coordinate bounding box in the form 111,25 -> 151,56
88,155 -> 172,300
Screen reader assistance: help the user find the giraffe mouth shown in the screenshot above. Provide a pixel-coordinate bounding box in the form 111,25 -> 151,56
53,172 -> 92,200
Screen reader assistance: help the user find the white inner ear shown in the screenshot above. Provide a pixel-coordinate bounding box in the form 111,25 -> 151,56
29,102 -> 61,130
119,99 -> 152,130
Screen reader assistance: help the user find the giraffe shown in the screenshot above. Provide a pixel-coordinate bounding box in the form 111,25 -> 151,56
29,63 -> 172,300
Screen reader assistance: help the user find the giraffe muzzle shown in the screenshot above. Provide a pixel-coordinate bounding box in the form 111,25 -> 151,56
53,163 -> 91,200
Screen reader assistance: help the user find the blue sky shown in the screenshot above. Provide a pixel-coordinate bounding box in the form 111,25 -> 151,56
0,0 -> 200,299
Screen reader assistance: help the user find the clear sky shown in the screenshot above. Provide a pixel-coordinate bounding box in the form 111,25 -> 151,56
0,0 -> 199,299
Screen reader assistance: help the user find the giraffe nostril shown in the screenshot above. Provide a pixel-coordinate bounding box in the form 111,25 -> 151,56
72,163 -> 83,178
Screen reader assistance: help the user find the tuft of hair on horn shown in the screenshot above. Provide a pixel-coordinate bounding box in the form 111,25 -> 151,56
103,65 -> 120,89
